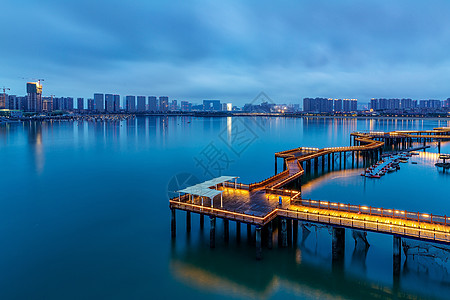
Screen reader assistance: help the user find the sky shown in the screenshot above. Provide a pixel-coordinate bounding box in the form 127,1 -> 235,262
2,0 -> 450,105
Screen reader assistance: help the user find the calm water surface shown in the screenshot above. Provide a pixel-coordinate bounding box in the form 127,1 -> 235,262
0,116 -> 449,299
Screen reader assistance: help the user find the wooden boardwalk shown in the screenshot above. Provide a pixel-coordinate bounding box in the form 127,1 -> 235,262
170,127 -> 450,264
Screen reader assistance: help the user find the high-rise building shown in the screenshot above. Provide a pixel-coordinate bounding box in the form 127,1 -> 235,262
137,96 -> 146,112
203,100 -> 221,111
126,96 -> 136,112
77,98 -> 84,110
7,95 -> 16,110
0,92 -> 7,109
94,93 -> 104,112
445,98 -> 450,108
113,95 -> 120,112
159,96 -> 169,111
27,82 -> 43,112
42,97 -> 53,112
87,98 -> 95,111
170,100 -> 178,111
400,98 -> 412,110
180,101 -> 191,111
148,96 -> 158,111
105,94 -> 114,112
303,98 -> 333,113
340,99 -> 357,112
66,97 -> 74,111
334,99 -> 342,112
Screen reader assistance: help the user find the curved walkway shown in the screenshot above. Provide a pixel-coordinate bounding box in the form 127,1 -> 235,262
249,127 -> 450,191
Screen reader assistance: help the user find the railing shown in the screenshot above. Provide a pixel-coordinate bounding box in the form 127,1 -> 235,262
170,200 -> 450,243
249,169 -> 290,190
277,208 -> 450,244
222,181 -> 250,190
296,199 -> 450,226
169,200 -> 278,226
263,188 -> 301,199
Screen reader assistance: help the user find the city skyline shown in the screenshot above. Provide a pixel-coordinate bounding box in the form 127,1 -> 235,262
3,1 -> 450,104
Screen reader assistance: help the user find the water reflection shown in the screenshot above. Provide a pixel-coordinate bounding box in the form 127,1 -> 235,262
170,234 -> 430,299
27,121 -> 44,174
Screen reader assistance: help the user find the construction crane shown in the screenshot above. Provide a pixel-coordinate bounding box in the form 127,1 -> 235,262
1,86 -> 10,109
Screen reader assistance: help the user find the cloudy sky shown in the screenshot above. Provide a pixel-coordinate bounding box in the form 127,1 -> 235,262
2,0 -> 450,105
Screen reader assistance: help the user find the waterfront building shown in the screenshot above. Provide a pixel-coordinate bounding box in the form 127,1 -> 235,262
180,101 -> 191,111
27,82 -> 43,112
203,100 -> 221,111
65,97 -> 74,111
77,98 -> 84,110
87,98 -> 95,111
105,94 -> 114,112
113,95 -> 120,112
148,96 -> 158,111
7,95 -> 18,110
445,98 -> 450,108
334,99 -> 342,112
170,100 -> 178,111
94,93 -> 104,112
126,96 -> 136,112
137,96 -> 146,112
159,96 -> 169,111
303,98 -> 333,113
42,97 -> 53,112
342,99 -> 357,112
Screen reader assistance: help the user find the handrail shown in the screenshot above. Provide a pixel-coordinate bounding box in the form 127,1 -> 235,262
296,199 -> 449,227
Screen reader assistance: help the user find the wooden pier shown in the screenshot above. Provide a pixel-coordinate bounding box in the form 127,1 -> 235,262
170,127 -> 450,275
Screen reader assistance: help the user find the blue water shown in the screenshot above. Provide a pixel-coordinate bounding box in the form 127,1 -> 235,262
0,116 -> 449,299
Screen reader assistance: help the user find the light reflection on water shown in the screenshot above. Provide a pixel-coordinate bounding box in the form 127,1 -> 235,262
0,116 -> 449,299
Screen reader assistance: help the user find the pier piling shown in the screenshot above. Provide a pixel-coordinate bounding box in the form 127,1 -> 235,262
171,208 -> 176,238
224,219 -> 229,243
281,219 -> 288,247
267,221 -> 273,249
200,214 -> 204,229
256,227 -> 262,260
186,211 -> 191,233
393,236 -> 401,277
332,227 -> 345,263
236,221 -> 241,242
210,217 -> 216,248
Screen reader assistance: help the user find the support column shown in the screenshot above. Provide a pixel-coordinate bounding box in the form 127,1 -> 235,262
332,153 -> 335,170
393,236 -> 401,278
247,224 -> 252,243
293,220 -> 298,246
256,227 -> 262,260
287,219 -> 292,246
281,219 -> 288,247
343,152 -> 347,169
210,217 -> 216,248
200,214 -> 204,230
267,221 -> 273,249
275,157 -> 278,175
186,211 -> 191,233
328,153 -> 331,171
332,227 -> 345,264
352,151 -> 355,168
321,156 -> 325,173
236,221 -> 241,243
223,219 -> 229,244
171,208 -> 176,238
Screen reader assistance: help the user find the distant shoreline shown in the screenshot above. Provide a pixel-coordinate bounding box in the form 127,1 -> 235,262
1,112 -> 449,123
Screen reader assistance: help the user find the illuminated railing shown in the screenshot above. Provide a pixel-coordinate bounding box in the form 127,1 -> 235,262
169,200 -> 279,226
296,199 -> 450,226
277,208 -> 450,243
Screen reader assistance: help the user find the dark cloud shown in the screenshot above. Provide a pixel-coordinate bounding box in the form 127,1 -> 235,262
2,0 -> 450,104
